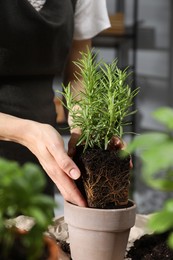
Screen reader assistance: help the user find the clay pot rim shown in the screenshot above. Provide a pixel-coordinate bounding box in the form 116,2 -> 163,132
64,200 -> 136,231
65,199 -> 136,213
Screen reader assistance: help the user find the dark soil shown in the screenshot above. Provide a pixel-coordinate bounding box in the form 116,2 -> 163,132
126,232 -> 173,260
60,232 -> 173,260
74,145 -> 131,209
59,240 -> 71,256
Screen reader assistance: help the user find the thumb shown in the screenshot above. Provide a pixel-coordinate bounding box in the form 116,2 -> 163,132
68,132 -> 80,157
57,150 -> 81,180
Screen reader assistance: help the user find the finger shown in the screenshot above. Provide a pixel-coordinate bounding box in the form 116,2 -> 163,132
40,156 -> 87,206
57,180 -> 87,207
68,132 -> 80,157
107,136 -> 124,150
129,155 -> 133,169
48,144 -> 81,180
59,152 -> 81,180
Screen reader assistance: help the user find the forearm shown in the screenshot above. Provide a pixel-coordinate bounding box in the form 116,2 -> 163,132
64,39 -> 91,92
64,39 -> 91,120
0,112 -> 31,145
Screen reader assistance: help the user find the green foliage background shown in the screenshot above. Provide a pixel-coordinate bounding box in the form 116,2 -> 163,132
0,159 -> 56,259
128,107 -> 173,249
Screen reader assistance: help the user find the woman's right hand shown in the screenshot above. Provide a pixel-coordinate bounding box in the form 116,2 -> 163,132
22,121 -> 87,207
0,113 -> 87,207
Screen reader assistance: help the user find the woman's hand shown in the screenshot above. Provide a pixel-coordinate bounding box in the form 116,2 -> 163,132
107,136 -> 133,169
22,121 -> 87,207
0,113 -> 87,207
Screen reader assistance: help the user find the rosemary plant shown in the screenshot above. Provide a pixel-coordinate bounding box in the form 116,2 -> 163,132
61,50 -> 138,150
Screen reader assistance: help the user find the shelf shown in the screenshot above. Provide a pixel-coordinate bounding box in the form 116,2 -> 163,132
92,26 -> 136,48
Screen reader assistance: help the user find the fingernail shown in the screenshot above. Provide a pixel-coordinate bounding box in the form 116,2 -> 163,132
69,168 -> 80,179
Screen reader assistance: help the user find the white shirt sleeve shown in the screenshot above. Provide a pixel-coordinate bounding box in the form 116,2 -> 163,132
73,0 -> 111,40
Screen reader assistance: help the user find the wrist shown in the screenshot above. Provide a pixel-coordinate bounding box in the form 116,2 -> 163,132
0,113 -> 38,146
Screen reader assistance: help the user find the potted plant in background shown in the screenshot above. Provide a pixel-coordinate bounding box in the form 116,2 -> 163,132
0,158 -> 59,260
60,49 -> 138,260
127,106 -> 173,259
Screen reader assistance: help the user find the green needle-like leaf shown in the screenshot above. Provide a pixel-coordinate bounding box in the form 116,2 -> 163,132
60,48 -> 138,151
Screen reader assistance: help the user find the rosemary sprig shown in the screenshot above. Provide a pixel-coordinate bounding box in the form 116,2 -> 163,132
60,49 -> 138,151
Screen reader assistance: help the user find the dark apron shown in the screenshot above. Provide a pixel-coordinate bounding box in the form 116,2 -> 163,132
0,0 -> 77,197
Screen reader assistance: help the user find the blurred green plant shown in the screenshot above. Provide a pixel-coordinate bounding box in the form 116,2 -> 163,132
0,158 -> 56,259
128,106 -> 173,249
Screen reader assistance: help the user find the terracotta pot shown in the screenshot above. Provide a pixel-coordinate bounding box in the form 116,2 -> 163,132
44,235 -> 60,260
18,229 -> 60,260
22,229 -> 60,260
0,228 -> 59,260
64,200 -> 136,260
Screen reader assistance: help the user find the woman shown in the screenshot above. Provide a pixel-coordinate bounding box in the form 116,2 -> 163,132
0,0 -> 110,206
